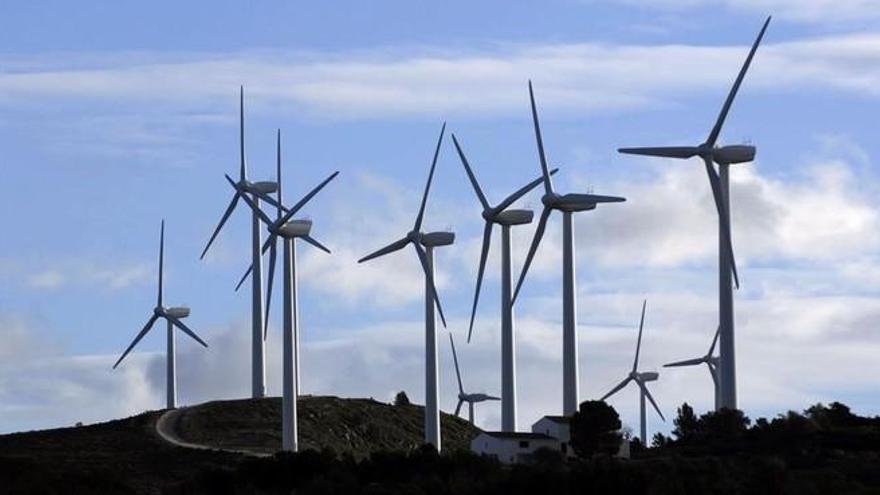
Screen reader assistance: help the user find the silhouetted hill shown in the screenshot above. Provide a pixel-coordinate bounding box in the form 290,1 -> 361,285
171,395 -> 480,456
0,395 -> 479,494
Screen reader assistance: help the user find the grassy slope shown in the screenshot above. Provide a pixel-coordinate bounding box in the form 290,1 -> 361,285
176,396 -> 480,456
0,396 -> 480,494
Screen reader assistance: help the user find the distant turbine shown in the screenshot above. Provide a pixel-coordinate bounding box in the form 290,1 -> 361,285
113,220 -> 208,410
664,327 -> 721,410
200,87 -> 286,400
448,332 -> 499,425
618,17 -> 771,410
359,123 -> 451,450
451,133 -> 556,432
513,81 -> 626,415
600,300 -> 664,446
234,130 -> 338,452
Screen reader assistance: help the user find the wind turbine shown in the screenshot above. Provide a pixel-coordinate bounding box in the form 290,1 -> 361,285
358,123 -> 451,450
617,17 -> 771,410
448,332 -> 499,425
664,327 -> 721,410
599,300 -> 664,446
200,87 -> 285,400
233,130 -> 338,452
513,81 -> 626,415
113,220 -> 208,410
451,133 -> 556,432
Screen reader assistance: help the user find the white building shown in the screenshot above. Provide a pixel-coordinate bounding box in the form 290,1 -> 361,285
470,431 -> 560,464
471,415 -> 630,463
531,415 -> 574,458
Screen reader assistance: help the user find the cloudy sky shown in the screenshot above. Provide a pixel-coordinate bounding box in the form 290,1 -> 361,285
1,1 -> 879,438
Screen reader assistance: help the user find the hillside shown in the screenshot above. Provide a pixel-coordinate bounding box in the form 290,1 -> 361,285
0,396 -> 480,494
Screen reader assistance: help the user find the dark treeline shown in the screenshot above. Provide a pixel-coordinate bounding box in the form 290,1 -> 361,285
173,401 -> 880,495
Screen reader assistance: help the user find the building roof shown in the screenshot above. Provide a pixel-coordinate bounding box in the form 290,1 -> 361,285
538,415 -> 571,424
479,431 -> 557,440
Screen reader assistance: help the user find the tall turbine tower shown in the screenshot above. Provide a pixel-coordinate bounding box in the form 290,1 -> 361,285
513,82 -> 626,415
233,130 -> 338,452
451,134 -> 555,432
664,327 -> 721,410
359,123 -> 451,450
448,332 -> 500,425
618,17 -> 771,410
599,300 -> 665,446
200,87 -> 285,399
113,220 -> 208,409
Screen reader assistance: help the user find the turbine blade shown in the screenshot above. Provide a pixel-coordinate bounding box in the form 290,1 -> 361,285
414,122 -> 446,231
413,242 -> 447,328
708,325 -> 721,356
663,357 -> 706,368
706,16 -> 771,147
512,206 -> 551,304
234,264 -> 253,292
358,236 -> 409,263
701,158 -> 740,289
617,147 -> 700,159
467,221 -> 493,342
226,175 -> 274,226
167,315 -> 208,348
449,332 -> 465,395
632,299 -> 647,373
158,220 -> 165,308
301,235 -> 331,254
454,399 -> 464,417
451,133 -> 489,210
528,81 -> 553,195
113,314 -> 159,369
277,128 -> 283,214
278,171 -> 340,225
640,381 -> 665,421
254,190 -> 289,214
495,168 -> 559,213
600,376 -> 632,402
263,241 -> 277,340
239,86 -> 246,181
200,192 -> 240,260
234,234 -> 276,292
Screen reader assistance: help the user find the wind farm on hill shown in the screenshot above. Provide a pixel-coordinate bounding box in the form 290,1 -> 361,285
3,11 -> 880,495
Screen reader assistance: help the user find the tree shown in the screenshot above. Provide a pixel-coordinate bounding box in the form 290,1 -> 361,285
672,403 -> 699,443
570,400 -> 622,458
394,391 -> 410,407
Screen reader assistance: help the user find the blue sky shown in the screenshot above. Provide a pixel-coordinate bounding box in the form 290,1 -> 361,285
1,1 -> 879,437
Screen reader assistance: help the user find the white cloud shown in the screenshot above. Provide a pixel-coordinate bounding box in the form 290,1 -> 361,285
612,0 -> 880,24
0,33 -> 878,121
27,270 -> 66,290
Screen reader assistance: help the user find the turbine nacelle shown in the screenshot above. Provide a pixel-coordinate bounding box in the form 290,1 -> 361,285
492,208 -> 533,226
277,219 -> 313,238
542,192 -> 626,213
420,231 -> 455,247
639,371 -> 659,382
249,181 -> 279,194
154,306 -> 191,319
712,144 -> 756,165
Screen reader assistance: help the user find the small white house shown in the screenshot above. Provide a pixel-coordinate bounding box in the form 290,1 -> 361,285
470,431 -> 560,464
531,415 -> 574,458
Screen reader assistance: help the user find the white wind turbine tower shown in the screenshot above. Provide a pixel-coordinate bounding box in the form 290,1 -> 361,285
513,81 -> 626,415
618,17 -> 771,410
665,327 -> 721,410
113,220 -> 208,410
359,123 -> 451,450
600,300 -> 665,446
200,87 -> 286,400
451,133 -> 556,432
233,130 -> 338,452
448,331 -> 500,425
